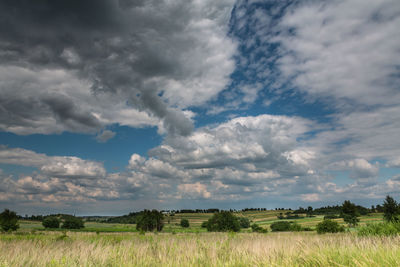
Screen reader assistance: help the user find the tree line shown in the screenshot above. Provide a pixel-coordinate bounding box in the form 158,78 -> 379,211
2,195 -> 400,233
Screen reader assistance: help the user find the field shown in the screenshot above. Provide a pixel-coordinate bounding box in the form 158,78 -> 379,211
1,211 -> 397,266
19,210 -> 386,232
1,232 -> 400,266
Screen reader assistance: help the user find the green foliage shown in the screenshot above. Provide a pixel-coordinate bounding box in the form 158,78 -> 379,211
238,217 -> 250,228
358,222 -> 400,236
201,221 -> 208,228
341,200 -> 360,227
251,223 -> 268,233
62,216 -> 84,229
206,211 -> 240,232
136,210 -> 164,232
316,219 -> 345,234
180,218 -> 189,228
0,209 -> 19,232
270,221 -> 291,232
383,195 -> 399,223
270,221 -> 303,232
42,216 -> 60,229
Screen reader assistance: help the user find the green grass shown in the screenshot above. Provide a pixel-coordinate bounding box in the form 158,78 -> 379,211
0,231 -> 399,266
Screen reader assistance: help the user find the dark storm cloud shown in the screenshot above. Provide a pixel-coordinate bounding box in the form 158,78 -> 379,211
0,0 -> 236,136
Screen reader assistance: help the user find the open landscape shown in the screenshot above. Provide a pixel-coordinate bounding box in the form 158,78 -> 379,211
2,207 -> 400,266
1,0 -> 400,266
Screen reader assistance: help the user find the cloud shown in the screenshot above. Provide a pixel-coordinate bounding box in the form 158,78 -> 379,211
0,146 -> 106,179
332,158 -> 379,179
0,0 -> 237,136
96,130 -> 116,143
177,182 -> 211,199
275,0 -> 400,107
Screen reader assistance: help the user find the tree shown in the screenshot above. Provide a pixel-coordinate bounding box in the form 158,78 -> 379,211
136,210 -> 164,232
316,219 -> 345,234
180,218 -> 189,228
0,209 -> 19,231
341,200 -> 360,227
206,211 -> 240,232
62,215 -> 84,229
42,216 -> 60,228
383,195 -> 399,223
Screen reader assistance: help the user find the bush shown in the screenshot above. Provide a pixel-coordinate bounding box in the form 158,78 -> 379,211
316,219 -> 345,234
180,218 -> 189,228
238,217 -> 250,228
289,222 -> 302,232
201,221 -> 208,228
251,223 -> 268,233
62,216 -> 84,229
270,221 -> 291,232
206,211 -> 240,232
42,216 -> 60,229
270,221 -> 303,232
136,210 -> 164,232
0,209 -> 19,232
358,222 -> 400,236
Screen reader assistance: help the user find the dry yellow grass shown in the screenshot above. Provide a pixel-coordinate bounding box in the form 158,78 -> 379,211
0,232 -> 399,266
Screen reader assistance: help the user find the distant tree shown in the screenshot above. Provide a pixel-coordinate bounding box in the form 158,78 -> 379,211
341,200 -> 360,227
206,211 -> 240,232
42,216 -> 60,229
316,219 -> 345,234
238,217 -> 250,228
0,209 -> 19,231
62,216 -> 84,229
307,206 -> 313,216
180,218 -> 189,228
383,195 -> 399,223
136,210 -> 164,232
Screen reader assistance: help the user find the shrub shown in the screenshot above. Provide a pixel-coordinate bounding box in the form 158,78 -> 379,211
238,217 -> 250,228
136,210 -> 164,232
180,218 -> 189,228
289,222 -> 302,232
0,209 -> 19,232
206,211 -> 240,232
270,221 -> 303,232
316,219 -> 345,234
62,216 -> 84,229
251,223 -> 268,233
201,221 -> 208,228
270,221 -> 291,232
42,216 -> 60,229
358,222 -> 400,236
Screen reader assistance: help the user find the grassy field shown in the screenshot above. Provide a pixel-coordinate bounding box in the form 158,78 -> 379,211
19,210 -> 386,233
1,231 -> 399,266
2,212 -> 397,266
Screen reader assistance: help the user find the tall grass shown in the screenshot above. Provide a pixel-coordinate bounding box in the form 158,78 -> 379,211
0,232 -> 399,266
358,222 -> 400,236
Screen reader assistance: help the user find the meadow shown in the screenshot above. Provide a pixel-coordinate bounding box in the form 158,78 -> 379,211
1,211 -> 398,266
1,231 -> 400,266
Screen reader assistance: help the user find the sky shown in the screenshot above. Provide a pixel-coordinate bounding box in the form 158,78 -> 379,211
0,0 -> 400,215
